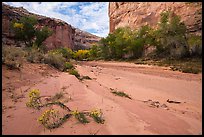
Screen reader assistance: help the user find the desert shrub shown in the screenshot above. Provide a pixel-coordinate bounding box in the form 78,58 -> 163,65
2,46 -> 26,69
73,50 -> 90,60
187,35 -> 202,57
44,52 -> 66,71
49,47 -> 73,60
69,69 -> 80,78
63,62 -> 74,71
111,90 -> 132,99
26,48 -> 44,63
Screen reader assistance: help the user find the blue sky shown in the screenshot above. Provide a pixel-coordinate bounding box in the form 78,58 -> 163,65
3,2 -> 109,37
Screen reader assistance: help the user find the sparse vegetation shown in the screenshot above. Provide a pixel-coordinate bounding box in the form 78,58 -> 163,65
44,52 -> 66,71
134,57 -> 202,74
26,89 -> 42,109
68,69 -> 80,78
63,62 -> 74,71
81,76 -> 92,80
111,90 -> 132,99
48,47 -> 73,60
26,48 -> 44,63
71,110 -> 89,124
2,46 -> 26,70
25,89 -> 104,129
90,109 -> 105,124
51,91 -> 65,102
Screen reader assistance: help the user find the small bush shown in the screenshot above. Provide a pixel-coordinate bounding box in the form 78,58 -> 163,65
187,35 -> 202,57
69,69 -> 80,78
38,109 -> 61,129
63,62 -> 74,71
2,46 -> 25,69
26,48 -> 44,63
44,52 -> 66,71
73,50 -> 90,60
49,47 -> 73,60
111,91 -> 132,99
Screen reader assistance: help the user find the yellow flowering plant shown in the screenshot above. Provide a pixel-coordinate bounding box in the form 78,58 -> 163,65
71,109 -> 89,124
38,109 -> 60,128
26,89 -> 42,109
90,109 -> 104,124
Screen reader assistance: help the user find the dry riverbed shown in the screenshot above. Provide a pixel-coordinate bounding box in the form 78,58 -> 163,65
2,61 -> 202,135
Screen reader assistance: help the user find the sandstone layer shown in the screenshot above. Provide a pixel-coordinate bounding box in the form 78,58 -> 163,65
109,2 -> 202,35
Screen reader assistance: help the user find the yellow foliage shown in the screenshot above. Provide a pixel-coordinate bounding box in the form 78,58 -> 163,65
73,50 -> 90,60
13,22 -> 24,29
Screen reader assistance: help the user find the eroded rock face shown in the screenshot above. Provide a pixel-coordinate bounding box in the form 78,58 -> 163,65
74,28 -> 101,50
2,3 -> 75,50
2,3 -> 101,51
109,2 -> 202,35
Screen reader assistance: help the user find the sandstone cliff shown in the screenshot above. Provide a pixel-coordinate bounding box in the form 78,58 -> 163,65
2,3 -> 75,50
109,2 -> 202,35
2,3 -> 101,51
73,28 -> 101,50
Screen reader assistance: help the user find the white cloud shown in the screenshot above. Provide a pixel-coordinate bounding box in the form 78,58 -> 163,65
3,2 -> 109,37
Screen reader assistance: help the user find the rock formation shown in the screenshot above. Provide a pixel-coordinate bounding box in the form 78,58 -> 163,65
109,2 -> 202,35
73,28 -> 101,50
2,3 -> 75,50
2,3 -> 101,50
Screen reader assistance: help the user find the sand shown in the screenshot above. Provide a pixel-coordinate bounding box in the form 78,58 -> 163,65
2,61 -> 202,135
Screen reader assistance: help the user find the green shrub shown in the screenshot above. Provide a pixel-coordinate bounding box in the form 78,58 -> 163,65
187,35 -> 202,57
2,46 -> 25,69
49,47 -> 73,59
69,69 -> 80,78
44,52 -> 66,71
35,26 -> 53,48
63,62 -> 74,71
111,90 -> 132,99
